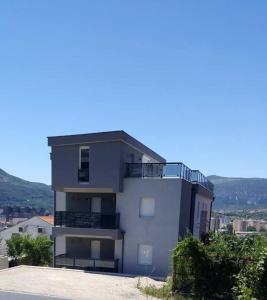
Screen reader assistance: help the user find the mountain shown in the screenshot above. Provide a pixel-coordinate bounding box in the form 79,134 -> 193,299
1,168 -> 267,210
0,168 -> 53,208
208,175 -> 267,209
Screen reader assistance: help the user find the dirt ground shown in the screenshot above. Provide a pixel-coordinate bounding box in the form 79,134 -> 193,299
0,266 -> 164,300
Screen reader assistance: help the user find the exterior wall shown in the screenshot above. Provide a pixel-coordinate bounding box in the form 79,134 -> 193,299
55,192 -> 66,211
193,193 -> 212,238
0,256 -> 8,270
117,178 -> 182,277
178,180 -> 193,239
55,235 -> 66,256
51,141 -> 122,192
0,217 -> 52,255
115,239 -> 123,272
58,236 -> 115,259
51,138 -> 163,193
64,192 -> 115,213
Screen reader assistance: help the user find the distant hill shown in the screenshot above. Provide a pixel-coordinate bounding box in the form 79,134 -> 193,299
208,175 -> 267,209
0,168 -> 52,208
1,168 -> 267,211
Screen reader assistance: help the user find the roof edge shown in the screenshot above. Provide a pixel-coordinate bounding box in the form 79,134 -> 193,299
47,130 -> 165,163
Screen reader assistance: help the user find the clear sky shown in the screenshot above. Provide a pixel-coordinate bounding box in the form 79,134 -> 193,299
0,1 -> 266,184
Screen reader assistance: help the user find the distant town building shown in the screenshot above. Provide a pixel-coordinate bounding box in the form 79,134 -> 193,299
233,218 -> 267,234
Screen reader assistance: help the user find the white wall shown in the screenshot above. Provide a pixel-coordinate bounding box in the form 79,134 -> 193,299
55,235 -> 66,256
56,191 -> 66,211
0,256 -> 8,270
0,217 -> 52,255
117,178 -> 182,277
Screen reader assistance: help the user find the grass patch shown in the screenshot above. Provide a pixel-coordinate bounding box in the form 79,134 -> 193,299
137,278 -> 192,300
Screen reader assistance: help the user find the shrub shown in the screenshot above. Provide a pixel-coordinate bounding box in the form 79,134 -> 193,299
6,234 -> 53,267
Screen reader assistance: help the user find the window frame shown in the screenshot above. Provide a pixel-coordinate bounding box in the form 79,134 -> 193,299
139,197 -> 155,218
79,146 -> 90,169
138,244 -> 153,266
79,146 -> 90,183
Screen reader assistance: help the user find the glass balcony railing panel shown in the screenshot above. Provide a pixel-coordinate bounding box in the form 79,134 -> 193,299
125,163 -> 214,192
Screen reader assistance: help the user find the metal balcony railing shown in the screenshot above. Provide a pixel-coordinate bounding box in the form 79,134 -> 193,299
55,254 -> 119,272
125,162 -> 214,192
54,211 -> 120,229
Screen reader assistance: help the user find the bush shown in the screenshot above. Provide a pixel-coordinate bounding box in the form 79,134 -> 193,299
171,233 -> 267,300
6,234 -> 53,267
6,234 -> 24,266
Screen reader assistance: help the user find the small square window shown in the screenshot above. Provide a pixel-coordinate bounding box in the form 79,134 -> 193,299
38,227 -> 44,234
138,244 -> 153,265
18,227 -> 23,233
140,197 -> 155,217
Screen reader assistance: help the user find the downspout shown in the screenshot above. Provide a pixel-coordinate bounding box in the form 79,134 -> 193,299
209,196 -> 215,232
121,231 -> 125,273
189,185 -> 196,234
53,191 -> 56,267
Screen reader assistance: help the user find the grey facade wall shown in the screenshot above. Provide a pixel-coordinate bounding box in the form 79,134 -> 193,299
117,178 -> 183,277
178,180 -> 193,239
51,140 -> 156,193
53,226 -> 122,240
51,141 -> 122,192
66,237 -> 114,259
65,192 -> 115,214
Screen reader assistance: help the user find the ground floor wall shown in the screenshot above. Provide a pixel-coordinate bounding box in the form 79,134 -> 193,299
117,178 -> 183,277
54,235 -> 123,272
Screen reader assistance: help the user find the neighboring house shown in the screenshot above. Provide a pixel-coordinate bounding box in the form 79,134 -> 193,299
48,130 -> 214,277
0,216 -> 53,256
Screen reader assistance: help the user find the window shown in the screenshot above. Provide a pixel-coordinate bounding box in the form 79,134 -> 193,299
38,227 -> 44,234
18,227 -> 23,233
79,146 -> 90,182
91,197 -> 101,213
138,244 -> 153,265
140,197 -> 155,217
91,240 -> 101,259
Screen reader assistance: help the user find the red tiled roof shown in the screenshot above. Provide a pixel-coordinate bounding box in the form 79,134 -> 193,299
39,216 -> 54,225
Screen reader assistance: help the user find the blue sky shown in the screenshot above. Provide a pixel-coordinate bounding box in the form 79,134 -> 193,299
0,1 -> 266,184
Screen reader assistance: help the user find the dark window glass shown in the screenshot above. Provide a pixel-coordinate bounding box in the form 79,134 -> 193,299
79,147 -> 90,182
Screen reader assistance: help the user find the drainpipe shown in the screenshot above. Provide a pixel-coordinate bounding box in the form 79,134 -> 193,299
121,231 -> 125,273
53,190 -> 56,267
189,186 -> 196,234
209,196 -> 215,232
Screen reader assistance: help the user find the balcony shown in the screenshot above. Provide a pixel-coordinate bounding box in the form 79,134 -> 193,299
54,211 -> 120,229
55,254 -> 119,273
78,168 -> 89,182
125,163 -> 214,192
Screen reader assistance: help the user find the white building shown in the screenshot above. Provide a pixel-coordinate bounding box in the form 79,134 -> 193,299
0,216 -> 53,256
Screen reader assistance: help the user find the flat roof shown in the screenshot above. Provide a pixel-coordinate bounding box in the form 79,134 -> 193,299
48,130 -> 165,162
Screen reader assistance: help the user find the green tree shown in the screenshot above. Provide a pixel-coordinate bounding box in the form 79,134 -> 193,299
6,234 -> 24,266
6,234 -> 53,267
172,233 -> 267,299
23,235 -> 53,266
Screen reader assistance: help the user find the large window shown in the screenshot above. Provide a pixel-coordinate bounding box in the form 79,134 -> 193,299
140,197 -> 155,217
138,244 -> 153,265
78,146 -> 90,182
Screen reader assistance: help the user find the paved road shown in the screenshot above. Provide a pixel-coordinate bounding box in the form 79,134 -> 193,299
0,291 -> 68,300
